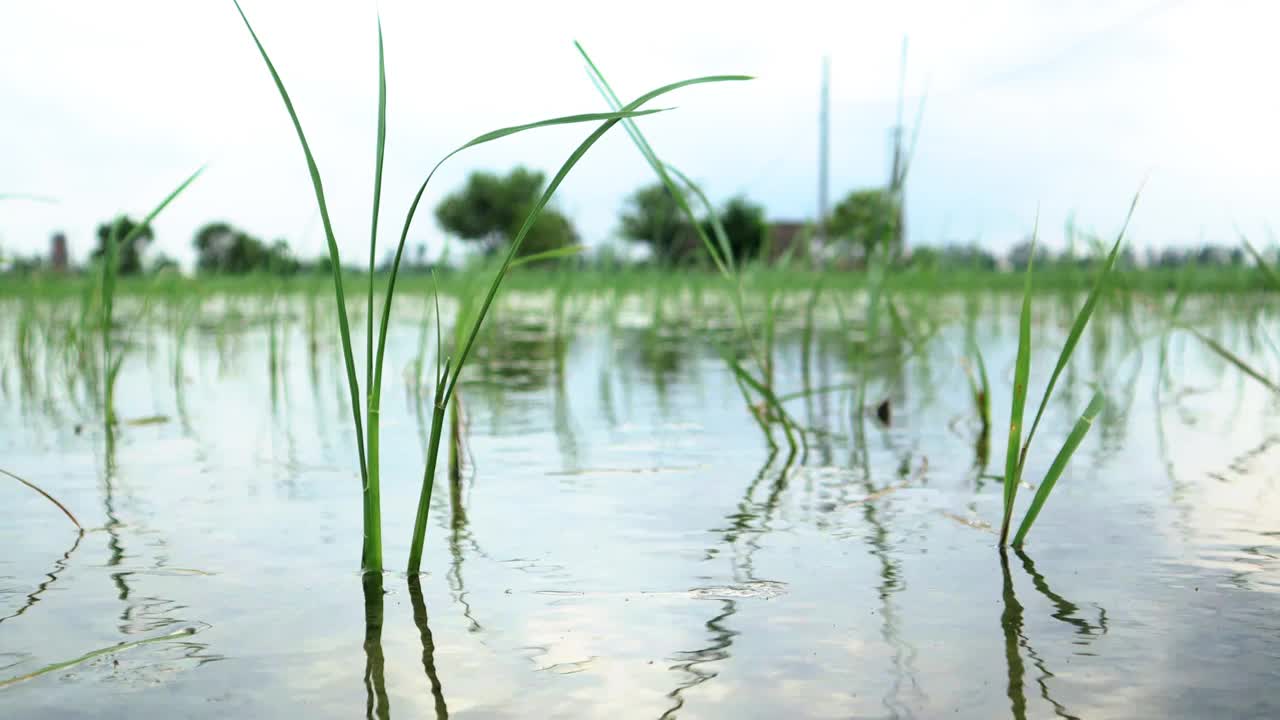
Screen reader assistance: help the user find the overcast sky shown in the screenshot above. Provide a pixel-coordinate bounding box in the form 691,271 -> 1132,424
2,0 -> 1278,267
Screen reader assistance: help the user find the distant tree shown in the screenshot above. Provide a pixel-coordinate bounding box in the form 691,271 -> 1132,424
150,253 -> 181,275
268,239 -> 301,274
708,195 -> 769,262
434,167 -> 577,258
519,207 -> 579,259
3,254 -> 46,276
91,216 -> 153,275
194,222 -> 298,274
828,188 -> 901,261
1007,238 -> 1051,271
908,243 -> 998,271
618,183 -> 695,263
1194,245 -> 1243,266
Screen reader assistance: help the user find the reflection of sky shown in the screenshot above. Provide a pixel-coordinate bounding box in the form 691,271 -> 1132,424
2,293 -> 1279,717
4,1 -> 1280,268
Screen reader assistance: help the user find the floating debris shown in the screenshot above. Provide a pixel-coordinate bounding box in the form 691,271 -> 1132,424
875,398 -> 892,426
124,415 -> 170,427
689,580 -> 788,600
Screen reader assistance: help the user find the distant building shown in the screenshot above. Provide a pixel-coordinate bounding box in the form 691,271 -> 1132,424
50,232 -> 68,271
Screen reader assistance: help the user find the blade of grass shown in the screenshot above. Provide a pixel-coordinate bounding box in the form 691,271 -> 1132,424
999,217 -> 1037,547
370,107 -> 669,485
0,468 -> 82,531
576,42 -> 795,453
407,75 -> 749,572
666,164 -> 735,275
0,627 -> 200,689
234,0 -> 372,568
1240,232 -> 1280,290
509,245 -> 585,269
1186,327 -> 1280,393
719,345 -> 799,459
441,76 -> 748,403
1011,391 -> 1105,547
99,167 -> 201,426
1015,193 -> 1139,480
101,218 -> 120,425
576,42 -> 734,279
362,16 -> 388,573
974,341 -> 991,427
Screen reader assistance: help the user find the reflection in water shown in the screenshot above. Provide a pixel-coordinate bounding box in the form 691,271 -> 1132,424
413,382 -> 484,634
408,576 -> 450,719
362,573 -> 390,720
856,460 -> 921,719
1001,549 -> 1106,720
359,575 -> 451,720
102,428 -> 133,608
0,532 -> 82,626
659,599 -> 738,720
661,458 -> 786,716
7,292 -> 1280,717
1017,552 -> 1107,638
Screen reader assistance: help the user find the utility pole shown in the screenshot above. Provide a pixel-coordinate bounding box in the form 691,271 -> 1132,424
816,55 -> 830,264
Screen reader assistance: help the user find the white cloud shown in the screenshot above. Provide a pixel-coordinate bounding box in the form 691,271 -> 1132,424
2,0 -> 1277,267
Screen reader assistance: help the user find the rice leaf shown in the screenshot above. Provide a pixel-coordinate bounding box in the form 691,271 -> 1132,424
509,245 -> 585,269
1240,233 -> 1280,290
371,107 -> 669,438
442,76 -> 749,403
1016,193 -> 1139,480
1187,327 -> 1280,393
999,219 -> 1036,546
366,16 -> 386,399
576,41 -> 737,278
0,468 -> 82,530
407,74 -> 749,572
362,15 -> 388,572
1011,391 -> 1105,547
667,164 -> 736,274
233,0 -> 370,523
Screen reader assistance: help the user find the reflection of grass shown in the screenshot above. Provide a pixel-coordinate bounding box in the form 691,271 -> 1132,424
0,626 -> 201,689
0,531 -> 81,626
1000,548 -> 1107,720
407,577 -> 450,718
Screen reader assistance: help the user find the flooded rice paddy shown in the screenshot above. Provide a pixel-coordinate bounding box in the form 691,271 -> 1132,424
2,289 -> 1278,718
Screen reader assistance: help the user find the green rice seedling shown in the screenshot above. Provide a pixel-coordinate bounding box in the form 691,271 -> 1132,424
576,43 -> 800,456
963,340 -> 992,472
235,0 -> 744,572
403,78 -> 748,573
99,170 -> 202,427
999,196 -> 1138,548
1010,390 -> 1105,546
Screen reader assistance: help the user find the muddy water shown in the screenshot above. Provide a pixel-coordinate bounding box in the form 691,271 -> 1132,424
2,299 -> 1278,718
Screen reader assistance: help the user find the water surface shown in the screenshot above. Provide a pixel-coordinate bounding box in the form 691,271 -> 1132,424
2,293 -> 1278,718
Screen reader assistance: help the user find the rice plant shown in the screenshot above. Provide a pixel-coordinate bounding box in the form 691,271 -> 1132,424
233,0 -> 746,572
999,196 -> 1139,548
575,42 -> 800,458
99,170 -> 202,427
